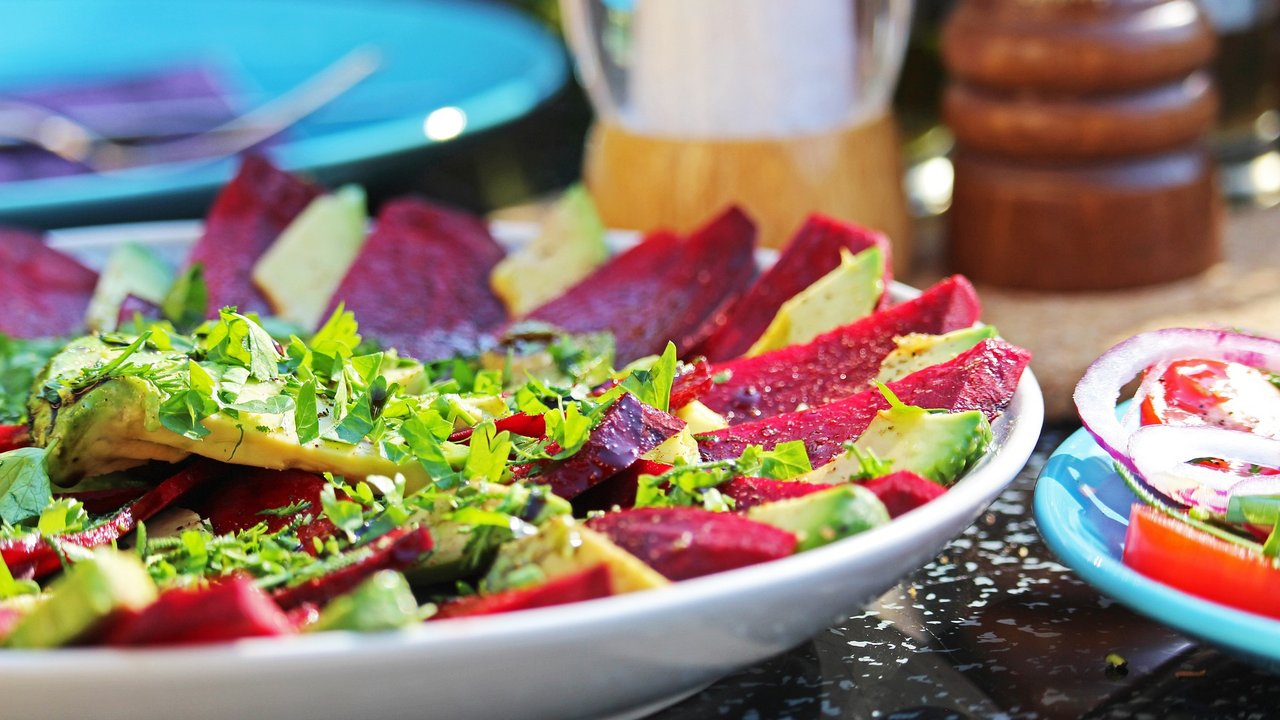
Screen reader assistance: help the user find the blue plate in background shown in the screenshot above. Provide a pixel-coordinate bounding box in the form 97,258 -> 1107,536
0,0 -> 568,226
1034,421 -> 1280,670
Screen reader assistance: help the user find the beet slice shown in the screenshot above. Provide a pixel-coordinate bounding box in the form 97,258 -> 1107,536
522,207 -> 757,364
585,507 -> 797,580
668,360 -> 714,410
192,468 -> 335,550
1,462 -> 215,579
699,338 -> 1031,466
719,476 -> 837,512
700,276 -> 983,425
432,565 -> 613,620
448,412 -> 546,443
0,424 -> 28,453
271,527 -> 433,610
861,471 -> 947,518
325,198 -> 507,361
533,394 -> 684,501
105,576 -> 293,646
693,214 -> 892,362
570,460 -> 673,514
185,155 -> 322,316
115,294 -> 162,327
0,228 -> 98,338
55,487 -> 147,515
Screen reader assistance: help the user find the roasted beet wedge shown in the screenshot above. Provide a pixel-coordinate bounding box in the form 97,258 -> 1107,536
0,424 -> 28,453
448,412 -> 546,443
534,394 -> 684,500
693,214 -> 892,362
861,471 -> 947,518
0,228 -> 98,338
700,276 -> 982,424
720,476 -> 836,512
432,565 -> 613,620
106,576 -> 294,646
325,198 -> 507,361
271,527 -> 433,610
185,156 -> 322,316
192,468 -> 335,550
571,460 -> 673,514
586,507 -> 797,581
1,462 -> 215,579
668,360 -> 714,410
699,338 -> 1030,465
522,207 -> 757,364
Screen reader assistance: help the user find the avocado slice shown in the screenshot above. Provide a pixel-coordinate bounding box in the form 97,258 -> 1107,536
252,185 -> 368,331
84,243 -> 174,332
6,549 -> 157,648
642,426 -> 701,465
405,482 -> 571,585
676,399 -> 728,433
800,389 -> 993,487
483,516 -> 669,594
746,484 -> 889,552
491,184 -> 608,316
745,246 -> 883,356
309,570 -> 420,633
874,326 -> 998,384
30,336 -> 430,488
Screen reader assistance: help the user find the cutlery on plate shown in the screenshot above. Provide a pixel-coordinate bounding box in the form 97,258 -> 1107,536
0,45 -> 380,174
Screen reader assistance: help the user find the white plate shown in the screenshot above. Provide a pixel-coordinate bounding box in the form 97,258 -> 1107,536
1,221 -> 1045,720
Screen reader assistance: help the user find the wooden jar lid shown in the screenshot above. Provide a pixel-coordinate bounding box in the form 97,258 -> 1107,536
942,0 -> 1215,94
945,71 -> 1218,159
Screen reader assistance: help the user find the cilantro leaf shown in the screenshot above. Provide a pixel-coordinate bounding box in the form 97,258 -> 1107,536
294,379 -> 319,444
621,341 -> 677,412
158,388 -> 219,439
228,395 -> 296,415
464,422 -> 512,484
757,440 -> 813,480
329,376 -> 385,444
202,310 -> 281,381
635,461 -> 736,512
320,484 -> 366,541
311,303 -> 362,364
0,447 -> 52,525
543,402 -> 593,458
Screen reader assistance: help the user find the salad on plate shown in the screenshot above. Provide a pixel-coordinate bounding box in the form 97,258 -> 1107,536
0,156 -> 1030,649
1074,327 -> 1280,618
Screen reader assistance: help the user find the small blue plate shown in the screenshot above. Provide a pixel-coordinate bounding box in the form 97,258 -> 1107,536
0,0 -> 568,225
1035,421 -> 1280,669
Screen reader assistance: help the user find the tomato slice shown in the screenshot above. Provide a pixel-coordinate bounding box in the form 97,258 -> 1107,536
1123,504 -> 1280,619
1139,359 -> 1280,479
1140,358 -> 1280,435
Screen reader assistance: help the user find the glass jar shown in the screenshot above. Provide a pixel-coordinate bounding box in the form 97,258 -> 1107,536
560,0 -> 914,270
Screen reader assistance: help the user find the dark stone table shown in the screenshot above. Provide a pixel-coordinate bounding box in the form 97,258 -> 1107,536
651,427 -> 1277,720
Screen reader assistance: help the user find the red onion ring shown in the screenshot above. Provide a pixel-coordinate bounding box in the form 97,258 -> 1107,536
1074,328 -> 1280,478
1127,424 -> 1280,515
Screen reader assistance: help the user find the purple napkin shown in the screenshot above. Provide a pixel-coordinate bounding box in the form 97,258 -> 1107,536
0,66 -> 239,182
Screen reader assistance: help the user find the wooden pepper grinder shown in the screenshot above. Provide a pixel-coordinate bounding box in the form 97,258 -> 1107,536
942,0 -> 1222,291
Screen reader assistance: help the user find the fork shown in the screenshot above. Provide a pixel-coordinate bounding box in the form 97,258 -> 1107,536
0,45 -> 380,174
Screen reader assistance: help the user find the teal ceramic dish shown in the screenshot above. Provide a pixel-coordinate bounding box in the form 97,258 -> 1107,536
1035,421 -> 1280,669
0,0 -> 567,225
